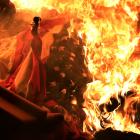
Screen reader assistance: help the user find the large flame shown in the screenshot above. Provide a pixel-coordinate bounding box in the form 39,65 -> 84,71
11,0 -> 140,137
79,0 -> 140,136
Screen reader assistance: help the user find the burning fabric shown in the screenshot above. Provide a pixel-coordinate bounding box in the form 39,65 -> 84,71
1,0 -> 140,139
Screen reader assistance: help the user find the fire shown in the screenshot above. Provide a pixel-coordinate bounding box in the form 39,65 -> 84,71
11,0 -> 140,137
11,0 -> 83,13
11,0 -> 54,12
80,0 -> 140,136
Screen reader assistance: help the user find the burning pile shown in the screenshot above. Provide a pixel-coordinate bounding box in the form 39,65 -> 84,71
2,0 -> 140,138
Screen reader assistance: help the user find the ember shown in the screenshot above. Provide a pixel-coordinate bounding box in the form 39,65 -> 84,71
1,0 -> 140,139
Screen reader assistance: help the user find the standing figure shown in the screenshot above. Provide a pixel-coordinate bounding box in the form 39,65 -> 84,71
5,17 -> 46,104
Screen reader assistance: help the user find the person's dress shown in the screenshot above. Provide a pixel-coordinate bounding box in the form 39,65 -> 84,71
17,34 -> 46,102
3,31 -> 46,104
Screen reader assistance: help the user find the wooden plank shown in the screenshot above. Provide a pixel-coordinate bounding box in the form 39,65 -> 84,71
0,86 -> 47,121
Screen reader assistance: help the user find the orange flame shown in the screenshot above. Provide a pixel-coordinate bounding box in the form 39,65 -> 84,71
11,0 -> 140,137
79,0 -> 140,136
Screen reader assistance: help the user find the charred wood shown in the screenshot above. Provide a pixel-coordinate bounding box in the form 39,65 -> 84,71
94,128 -> 140,140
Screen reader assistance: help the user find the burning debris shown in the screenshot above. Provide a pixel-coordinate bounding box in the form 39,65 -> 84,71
45,23 -> 91,129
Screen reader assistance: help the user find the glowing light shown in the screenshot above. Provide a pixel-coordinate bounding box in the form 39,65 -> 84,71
11,0 -> 54,12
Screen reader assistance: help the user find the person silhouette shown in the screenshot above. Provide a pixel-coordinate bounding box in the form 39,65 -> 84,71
3,17 -> 46,105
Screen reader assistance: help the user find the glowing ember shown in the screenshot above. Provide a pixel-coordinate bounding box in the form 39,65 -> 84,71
11,0 -> 140,137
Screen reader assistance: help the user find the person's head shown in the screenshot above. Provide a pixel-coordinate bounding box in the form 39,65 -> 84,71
33,16 -> 41,26
31,16 -> 41,35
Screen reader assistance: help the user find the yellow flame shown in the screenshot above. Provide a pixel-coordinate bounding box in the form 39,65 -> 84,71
80,0 -> 140,136
11,0 -> 140,137
11,0 -> 54,12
